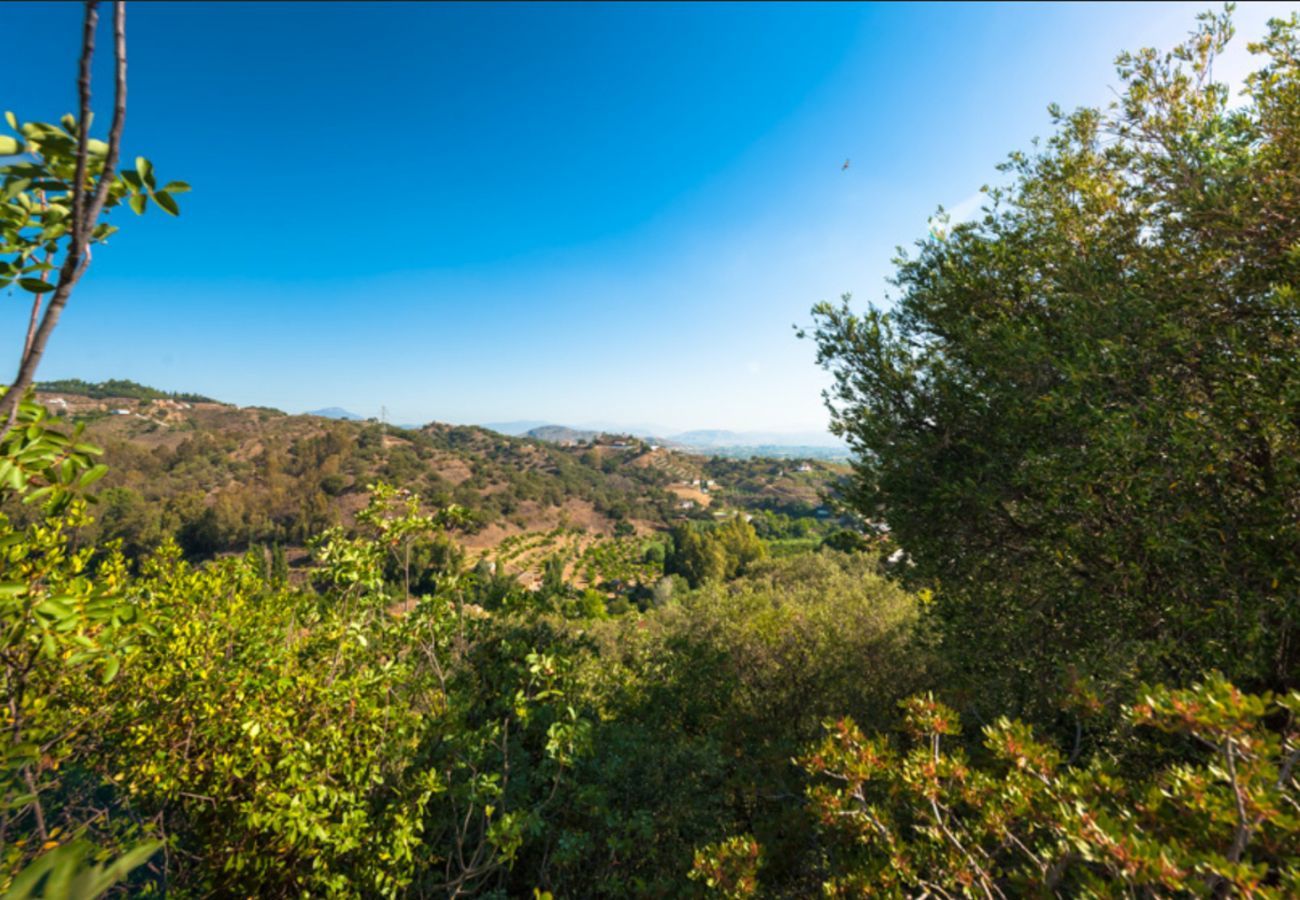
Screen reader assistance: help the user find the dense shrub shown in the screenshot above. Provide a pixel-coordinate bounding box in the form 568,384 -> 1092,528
536,552 -> 923,895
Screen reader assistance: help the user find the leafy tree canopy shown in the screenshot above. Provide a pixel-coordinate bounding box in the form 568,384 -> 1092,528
808,7 -> 1300,724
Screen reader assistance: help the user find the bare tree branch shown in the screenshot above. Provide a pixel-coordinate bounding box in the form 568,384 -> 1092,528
69,1 -> 97,245
85,1 -> 127,235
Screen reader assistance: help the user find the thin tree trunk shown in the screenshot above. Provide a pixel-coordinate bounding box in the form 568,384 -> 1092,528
21,293 -> 43,364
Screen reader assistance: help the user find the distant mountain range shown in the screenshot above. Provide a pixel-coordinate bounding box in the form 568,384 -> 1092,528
305,407 -> 364,420
480,420 -> 552,436
670,429 -> 843,449
258,407 -> 845,454
476,420 -> 848,459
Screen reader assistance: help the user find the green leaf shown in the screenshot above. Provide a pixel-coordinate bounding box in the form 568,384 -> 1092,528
101,654 -> 121,683
4,110 -> 17,130
128,193 -> 146,215
22,485 -> 56,505
18,277 -> 54,294
79,464 -> 109,487
2,177 -> 32,201
4,841 -> 87,900
153,190 -> 179,216
97,840 -> 163,886
135,156 -> 155,189
35,597 -> 73,620
161,180 -> 191,194
6,839 -> 160,900
0,135 -> 23,155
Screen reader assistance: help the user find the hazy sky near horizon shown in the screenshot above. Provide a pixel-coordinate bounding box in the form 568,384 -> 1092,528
5,1 -> 1297,431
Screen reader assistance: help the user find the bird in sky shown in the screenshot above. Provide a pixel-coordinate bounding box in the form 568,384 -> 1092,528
841,158 -> 851,172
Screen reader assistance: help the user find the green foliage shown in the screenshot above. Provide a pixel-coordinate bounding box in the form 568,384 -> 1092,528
575,535 -> 663,591
773,675 -> 1300,897
807,8 -> 1300,722
665,524 -> 727,586
1,114 -> 184,291
0,470 -> 598,895
539,552 -> 922,895
650,573 -> 679,608
269,541 -> 288,586
95,487 -> 164,559
0,391 -> 105,514
690,835 -> 762,899
0,402 -> 154,894
664,516 -> 766,587
692,11 -> 1300,895
542,552 -> 565,588
5,839 -> 161,900
575,587 -> 608,619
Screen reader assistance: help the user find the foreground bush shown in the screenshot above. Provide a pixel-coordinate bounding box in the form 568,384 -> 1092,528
697,675 -> 1300,897
0,405 -> 589,896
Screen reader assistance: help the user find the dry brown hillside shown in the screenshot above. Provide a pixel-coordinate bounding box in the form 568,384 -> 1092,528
28,390 -> 847,568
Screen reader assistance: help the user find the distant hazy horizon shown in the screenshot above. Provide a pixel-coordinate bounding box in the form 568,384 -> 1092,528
303,406 -> 845,446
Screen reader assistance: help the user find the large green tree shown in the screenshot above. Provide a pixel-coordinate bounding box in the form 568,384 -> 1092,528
808,8 -> 1300,726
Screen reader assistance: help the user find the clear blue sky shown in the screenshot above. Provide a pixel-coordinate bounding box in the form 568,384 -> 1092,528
5,2 -> 1295,432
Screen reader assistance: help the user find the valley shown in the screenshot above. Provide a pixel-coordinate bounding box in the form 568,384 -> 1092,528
28,380 -> 853,598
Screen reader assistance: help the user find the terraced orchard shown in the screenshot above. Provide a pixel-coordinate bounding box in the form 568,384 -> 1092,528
480,527 -> 666,593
